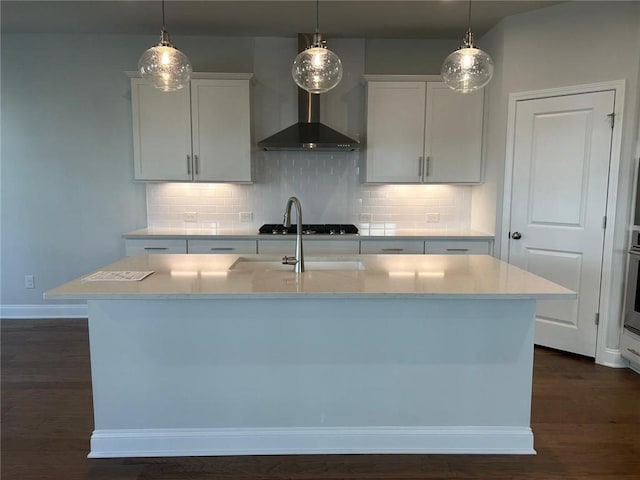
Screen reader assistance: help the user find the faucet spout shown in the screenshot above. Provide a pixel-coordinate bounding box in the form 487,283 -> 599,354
282,196 -> 304,273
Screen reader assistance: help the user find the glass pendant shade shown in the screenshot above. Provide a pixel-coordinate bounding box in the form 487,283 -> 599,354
441,44 -> 494,93
139,30 -> 192,92
292,38 -> 343,94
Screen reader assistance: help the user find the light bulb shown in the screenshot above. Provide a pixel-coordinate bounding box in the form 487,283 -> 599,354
292,44 -> 343,94
441,46 -> 494,94
138,31 -> 192,93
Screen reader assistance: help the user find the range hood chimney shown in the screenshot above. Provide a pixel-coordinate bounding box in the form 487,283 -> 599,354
257,34 -> 360,152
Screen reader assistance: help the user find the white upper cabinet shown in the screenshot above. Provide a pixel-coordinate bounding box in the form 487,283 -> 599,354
131,79 -> 193,181
131,74 -> 253,183
365,82 -> 426,183
424,83 -> 483,183
364,77 -> 484,184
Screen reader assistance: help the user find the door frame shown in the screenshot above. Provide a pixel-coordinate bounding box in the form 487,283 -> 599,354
500,80 -> 626,367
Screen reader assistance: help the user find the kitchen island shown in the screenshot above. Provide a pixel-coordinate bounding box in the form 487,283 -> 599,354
46,254 -> 573,458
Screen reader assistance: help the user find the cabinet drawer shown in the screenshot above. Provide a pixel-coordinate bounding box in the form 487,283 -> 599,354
125,239 -> 187,255
621,328 -> 640,368
425,240 -> 491,255
258,239 -> 360,255
187,239 -> 257,254
360,240 -> 425,254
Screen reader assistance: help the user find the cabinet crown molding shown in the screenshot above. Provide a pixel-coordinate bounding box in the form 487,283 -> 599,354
363,74 -> 443,83
125,71 -> 254,81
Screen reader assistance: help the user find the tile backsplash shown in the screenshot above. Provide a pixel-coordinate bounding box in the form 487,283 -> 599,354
146,152 -> 472,232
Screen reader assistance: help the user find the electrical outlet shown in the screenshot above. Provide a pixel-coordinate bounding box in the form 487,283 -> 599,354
24,275 -> 35,289
183,211 -> 198,222
359,213 -> 372,223
239,212 -> 253,222
426,213 -> 440,223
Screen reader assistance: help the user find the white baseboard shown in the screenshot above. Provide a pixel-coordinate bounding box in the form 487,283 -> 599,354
597,347 -> 628,368
88,426 -> 535,458
0,304 -> 88,319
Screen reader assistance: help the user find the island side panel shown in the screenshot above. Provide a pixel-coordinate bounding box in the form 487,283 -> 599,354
87,298 -> 536,457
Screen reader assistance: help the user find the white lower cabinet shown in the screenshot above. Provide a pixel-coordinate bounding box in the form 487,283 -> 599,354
360,240 -> 425,254
125,239 -> 187,256
187,239 -> 257,254
125,237 -> 493,257
258,239 -> 360,255
425,239 -> 492,255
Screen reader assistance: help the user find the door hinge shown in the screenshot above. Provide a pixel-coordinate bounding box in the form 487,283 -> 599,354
595,312 -> 600,325
607,112 -> 615,128
603,215 -> 607,229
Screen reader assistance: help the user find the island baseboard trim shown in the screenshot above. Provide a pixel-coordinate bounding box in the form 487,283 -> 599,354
88,426 -> 535,458
0,304 -> 88,319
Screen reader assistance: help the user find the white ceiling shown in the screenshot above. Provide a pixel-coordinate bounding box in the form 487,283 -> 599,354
1,0 -> 564,39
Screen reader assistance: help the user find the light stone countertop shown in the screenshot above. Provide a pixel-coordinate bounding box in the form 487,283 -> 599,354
123,227 -> 495,240
45,254 -> 574,301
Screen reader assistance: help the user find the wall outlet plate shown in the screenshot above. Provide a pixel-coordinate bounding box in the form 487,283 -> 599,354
24,275 -> 35,289
426,213 -> 440,223
359,213 -> 372,223
239,212 -> 253,222
184,211 -> 198,222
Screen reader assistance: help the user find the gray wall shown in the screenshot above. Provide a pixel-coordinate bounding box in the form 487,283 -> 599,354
0,33 -> 255,307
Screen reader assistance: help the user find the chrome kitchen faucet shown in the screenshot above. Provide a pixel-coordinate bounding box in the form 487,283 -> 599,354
282,196 -> 305,273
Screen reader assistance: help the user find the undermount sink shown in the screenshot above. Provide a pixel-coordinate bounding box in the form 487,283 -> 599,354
229,257 -> 366,272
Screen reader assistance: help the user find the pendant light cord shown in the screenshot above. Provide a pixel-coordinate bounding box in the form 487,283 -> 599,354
161,0 -> 166,31
467,0 -> 472,30
315,0 -> 320,34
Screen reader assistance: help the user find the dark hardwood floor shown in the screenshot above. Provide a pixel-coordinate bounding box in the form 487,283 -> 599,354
2,318 -> 639,480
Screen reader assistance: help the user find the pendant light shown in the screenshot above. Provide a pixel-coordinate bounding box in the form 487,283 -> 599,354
441,0 -> 494,93
291,0 -> 343,94
138,0 -> 192,92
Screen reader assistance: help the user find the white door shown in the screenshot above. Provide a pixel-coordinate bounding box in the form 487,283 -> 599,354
508,90 -> 615,357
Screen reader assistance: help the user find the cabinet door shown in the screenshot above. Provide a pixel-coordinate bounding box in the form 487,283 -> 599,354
424,239 -> 491,255
360,239 -> 425,254
131,78 -> 193,181
191,79 -> 252,182
125,239 -> 187,255
365,82 -> 426,183
424,83 -> 483,183
187,239 -> 257,254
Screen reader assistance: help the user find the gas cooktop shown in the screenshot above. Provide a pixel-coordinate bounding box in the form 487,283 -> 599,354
259,224 -> 359,235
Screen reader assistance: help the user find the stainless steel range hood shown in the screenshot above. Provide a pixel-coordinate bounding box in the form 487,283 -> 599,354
257,35 -> 360,152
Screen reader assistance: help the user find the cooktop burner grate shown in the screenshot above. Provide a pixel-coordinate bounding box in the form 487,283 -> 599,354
259,224 -> 359,235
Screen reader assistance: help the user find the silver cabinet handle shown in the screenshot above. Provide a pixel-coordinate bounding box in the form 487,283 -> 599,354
418,156 -> 423,178
511,232 -> 522,240
446,248 -> 469,252
187,154 -> 192,175
425,156 -> 430,177
382,248 -> 404,252
144,247 -> 168,251
195,154 -> 199,175
210,247 -> 234,251
627,347 -> 640,357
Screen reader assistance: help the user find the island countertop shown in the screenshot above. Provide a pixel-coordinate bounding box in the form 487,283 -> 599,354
45,254 -> 574,301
